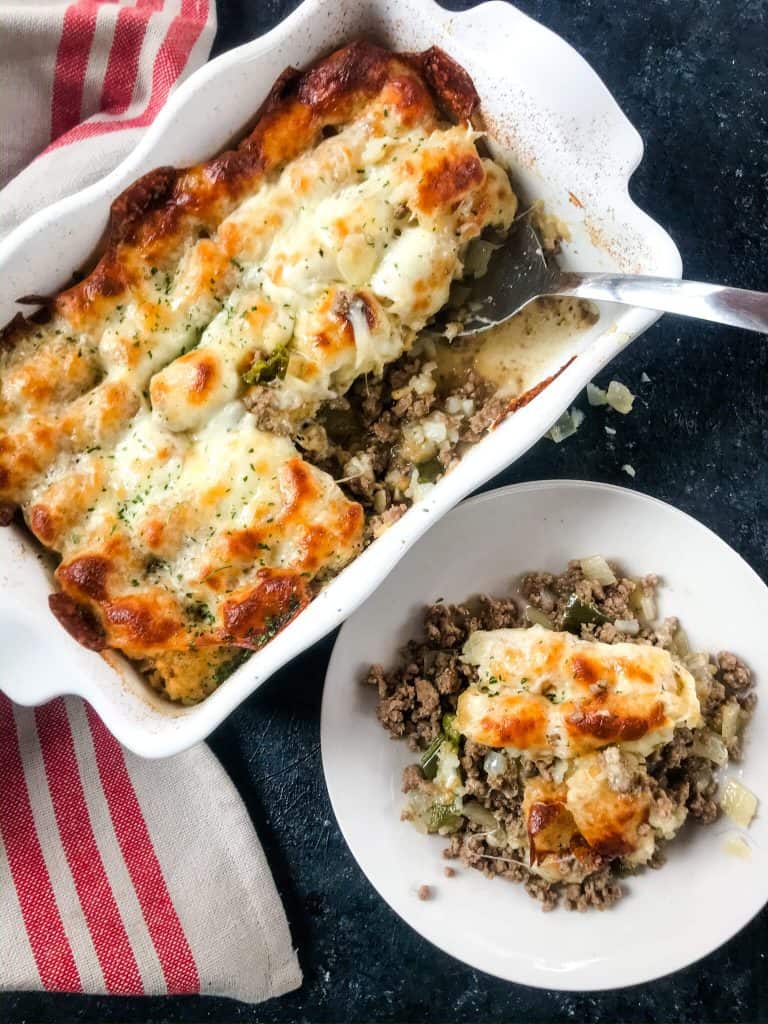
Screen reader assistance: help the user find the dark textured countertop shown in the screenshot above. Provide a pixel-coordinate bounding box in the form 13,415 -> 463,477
5,2 -> 768,1021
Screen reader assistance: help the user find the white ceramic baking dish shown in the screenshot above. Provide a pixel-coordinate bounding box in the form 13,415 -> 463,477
0,0 -> 681,757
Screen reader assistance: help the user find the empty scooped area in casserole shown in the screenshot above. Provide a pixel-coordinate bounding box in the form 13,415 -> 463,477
299,295 -> 597,539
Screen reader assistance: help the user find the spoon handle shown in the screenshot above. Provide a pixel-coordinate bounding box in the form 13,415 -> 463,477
553,273 -> 768,334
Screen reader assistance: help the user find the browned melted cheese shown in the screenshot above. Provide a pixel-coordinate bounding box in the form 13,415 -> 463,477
0,43 -> 518,698
521,758 -> 652,882
457,626 -> 701,758
456,625 -> 703,881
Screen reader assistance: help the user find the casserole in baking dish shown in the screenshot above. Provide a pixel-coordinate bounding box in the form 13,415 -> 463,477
0,0 -> 680,755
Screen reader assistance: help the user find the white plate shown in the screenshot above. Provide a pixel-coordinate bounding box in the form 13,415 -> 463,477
0,0 -> 681,757
321,480 -> 768,990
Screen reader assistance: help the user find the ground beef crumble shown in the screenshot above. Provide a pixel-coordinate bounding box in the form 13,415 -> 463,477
366,560 -> 756,911
371,595 -> 521,749
247,337 -> 510,544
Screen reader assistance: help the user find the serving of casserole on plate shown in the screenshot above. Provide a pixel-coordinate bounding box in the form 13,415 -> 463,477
368,560 -> 755,912
321,481 -> 768,989
0,0 -> 681,756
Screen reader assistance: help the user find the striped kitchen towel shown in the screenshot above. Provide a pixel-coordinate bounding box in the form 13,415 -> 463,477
0,0 -> 302,1003
0,0 -> 216,237
0,696 -> 302,1000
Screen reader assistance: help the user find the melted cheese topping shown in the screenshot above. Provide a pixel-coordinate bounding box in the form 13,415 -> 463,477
455,626 -> 703,878
522,753 -> 654,883
152,118 -> 516,432
38,404 -> 363,658
457,626 -> 702,758
0,49 -> 517,695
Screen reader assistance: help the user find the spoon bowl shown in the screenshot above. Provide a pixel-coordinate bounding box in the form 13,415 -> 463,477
458,217 -> 768,336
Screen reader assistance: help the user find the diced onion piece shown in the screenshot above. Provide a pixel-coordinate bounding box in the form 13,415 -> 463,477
621,463 -> 636,478
525,605 -> 554,629
483,751 -> 508,778
673,626 -> 691,657
685,651 -> 714,702
547,412 -> 574,443
547,407 -> 584,443
639,593 -> 657,622
579,554 -> 617,586
721,779 -> 758,827
721,701 -> 743,745
614,618 -> 640,636
462,800 -> 498,829
691,730 -> 729,766
422,414 -> 447,445
435,741 -> 464,795
405,790 -> 435,834
685,652 -> 712,679
685,652 -> 709,671
606,380 -> 635,414
723,832 -> 751,860
461,799 -> 506,847
587,381 -> 608,406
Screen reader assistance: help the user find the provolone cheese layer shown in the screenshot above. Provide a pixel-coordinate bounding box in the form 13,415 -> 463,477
0,42 -> 516,693
457,626 -> 702,758
457,625 -> 703,880
521,754 -> 654,883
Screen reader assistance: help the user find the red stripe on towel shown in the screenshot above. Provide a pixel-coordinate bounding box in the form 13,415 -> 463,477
0,696 -> 81,992
50,3 -> 103,141
35,700 -> 144,994
47,0 -> 209,149
86,705 -> 200,994
100,1 -> 165,115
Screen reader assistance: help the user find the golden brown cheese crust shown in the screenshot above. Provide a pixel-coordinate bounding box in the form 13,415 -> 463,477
0,41 -> 511,697
56,41 -> 479,325
44,421 -> 364,659
458,626 -> 702,758
565,755 -> 650,859
521,758 -> 651,880
523,777 -> 577,866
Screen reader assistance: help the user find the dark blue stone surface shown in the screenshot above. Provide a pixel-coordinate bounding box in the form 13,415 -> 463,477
4,2 -> 767,1021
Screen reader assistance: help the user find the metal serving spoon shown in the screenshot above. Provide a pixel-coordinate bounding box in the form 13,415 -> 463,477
457,218 -> 768,337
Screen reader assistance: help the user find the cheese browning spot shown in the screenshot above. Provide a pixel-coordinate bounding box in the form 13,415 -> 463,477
520,752 -> 653,882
